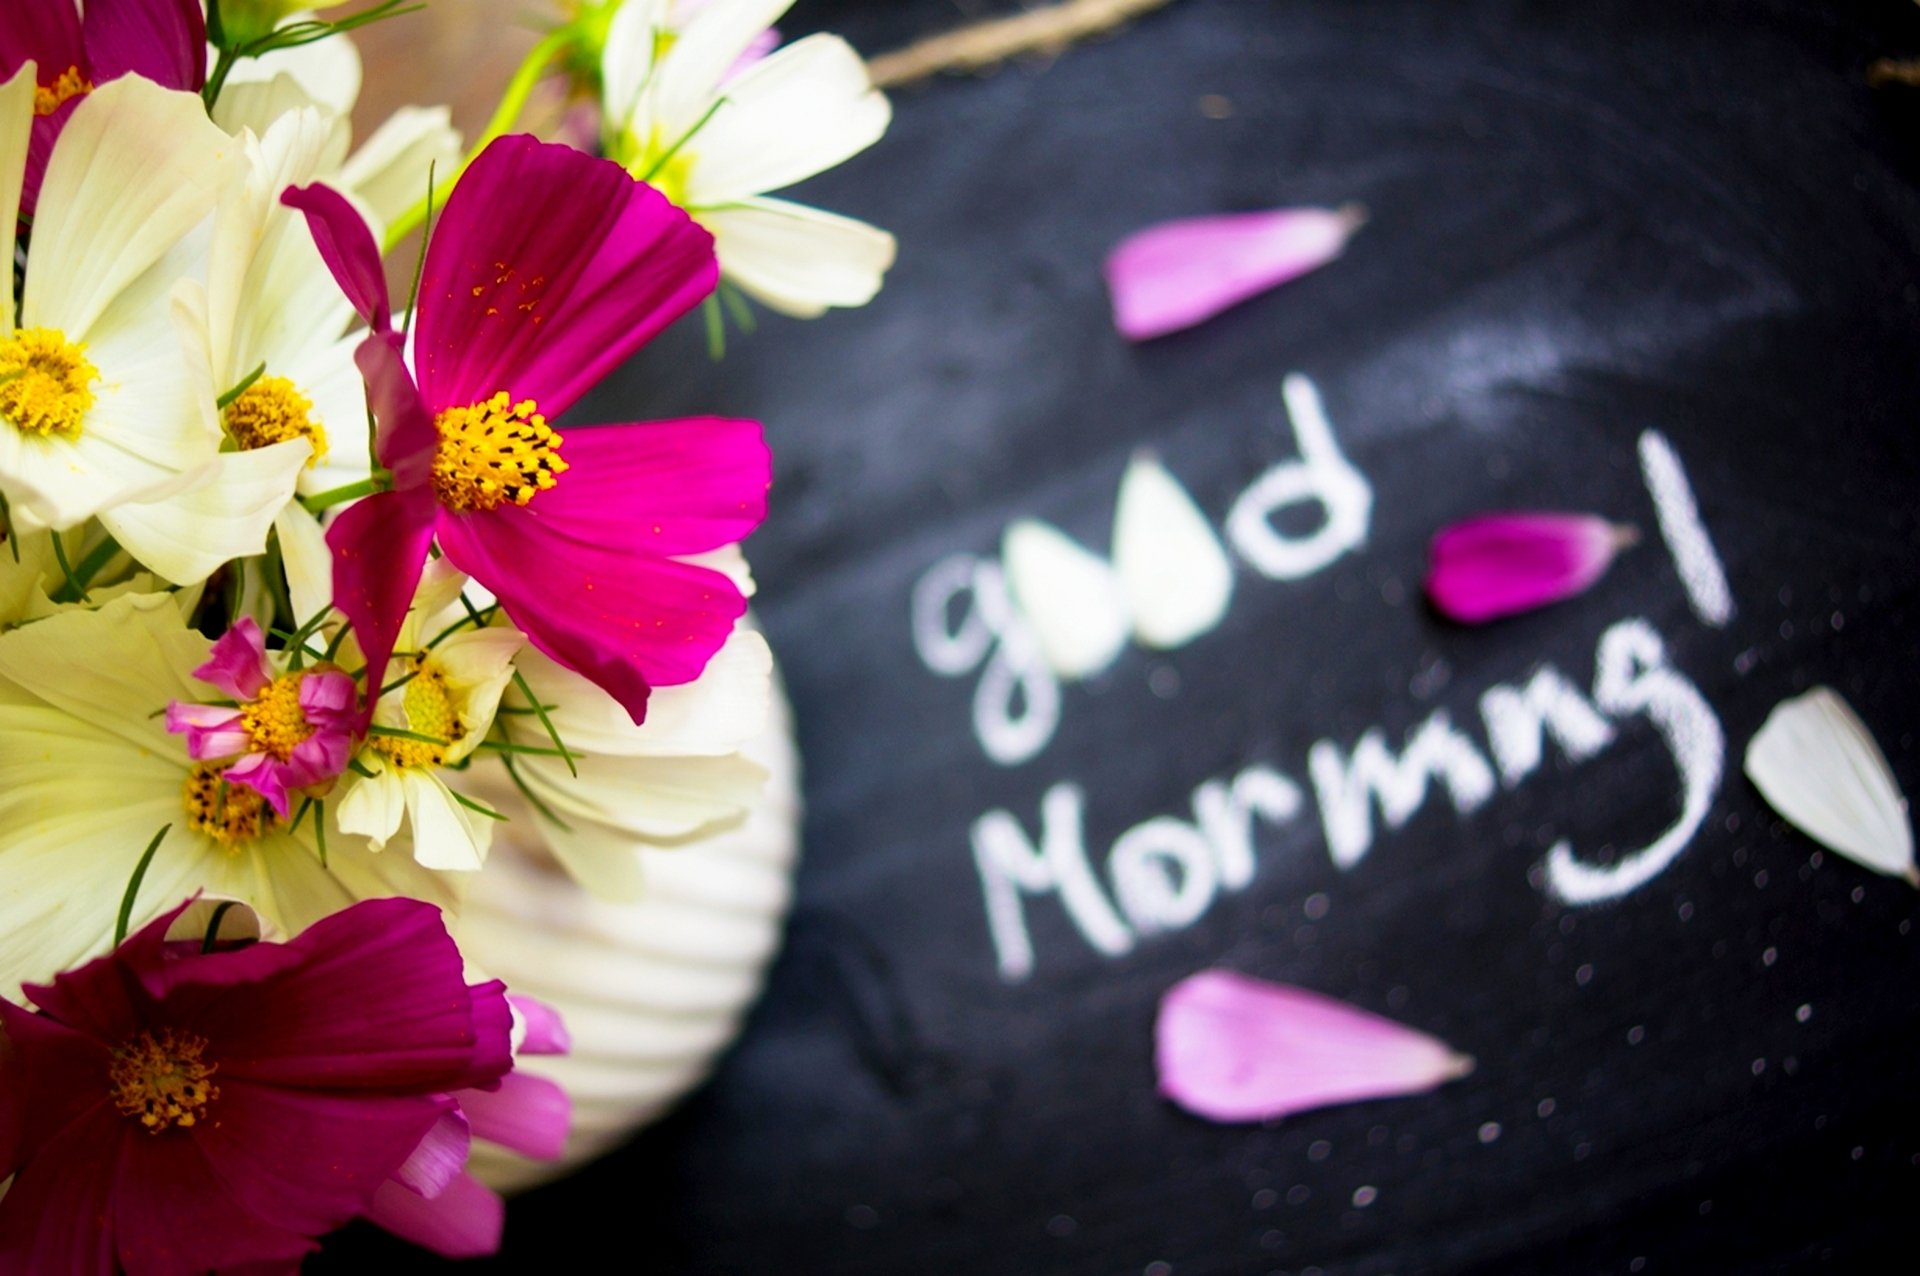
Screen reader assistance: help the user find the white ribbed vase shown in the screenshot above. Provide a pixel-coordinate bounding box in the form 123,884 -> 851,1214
458,673 -> 800,1191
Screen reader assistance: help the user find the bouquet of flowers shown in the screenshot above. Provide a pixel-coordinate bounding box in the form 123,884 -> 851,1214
0,0 -> 891,1268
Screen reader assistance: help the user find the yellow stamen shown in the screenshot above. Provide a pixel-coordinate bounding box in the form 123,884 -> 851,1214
109,1027 -> 219,1132
0,328 -> 98,439
182,763 -> 275,846
432,391 -> 567,513
241,672 -> 317,761
33,66 -> 91,117
370,660 -> 464,769
632,122 -> 695,208
224,375 -> 327,465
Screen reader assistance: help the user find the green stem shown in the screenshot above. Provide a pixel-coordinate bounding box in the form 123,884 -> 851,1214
299,476 -> 382,514
381,29 -> 571,250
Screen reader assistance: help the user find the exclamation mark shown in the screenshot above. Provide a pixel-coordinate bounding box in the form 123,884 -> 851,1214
1637,430 -> 1733,628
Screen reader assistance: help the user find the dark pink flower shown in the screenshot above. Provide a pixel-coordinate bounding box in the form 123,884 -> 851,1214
1156,970 -> 1474,1124
163,617 -> 358,820
1425,512 -> 1636,624
285,135 -> 770,724
1104,205 -> 1365,340
0,0 -> 206,214
366,994 -> 574,1258
0,897 -> 513,1273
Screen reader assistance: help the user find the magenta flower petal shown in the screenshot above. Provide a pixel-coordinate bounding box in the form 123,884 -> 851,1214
391,1109 -> 472,1199
326,487 -> 437,724
367,1171 -> 505,1260
193,615 -> 272,700
0,2 -> 83,71
0,1104 -> 124,1274
1105,205 -> 1364,340
164,702 -> 251,761
457,1072 -> 570,1161
223,750 -> 292,821
82,0 -> 205,88
284,182 -> 393,333
1425,512 -> 1632,624
1155,969 -> 1474,1123
533,418 -> 770,557
354,331 -> 439,484
413,135 -> 717,419
0,1001 -> 109,1170
114,1117 -> 320,1274
509,995 -> 570,1056
297,668 -> 358,724
437,511 -> 749,721
191,1083 -> 451,1238
150,901 -> 511,1094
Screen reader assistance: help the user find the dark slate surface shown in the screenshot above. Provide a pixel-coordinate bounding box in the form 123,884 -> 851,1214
319,0 -> 1920,1271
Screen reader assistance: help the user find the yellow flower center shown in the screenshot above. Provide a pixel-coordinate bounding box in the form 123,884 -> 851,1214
109,1027 -> 219,1133
370,660 -> 463,769
0,328 -> 98,439
632,123 -> 696,208
33,66 -> 91,117
240,671 -> 317,761
224,375 -> 327,465
182,763 -> 276,846
432,392 -> 567,513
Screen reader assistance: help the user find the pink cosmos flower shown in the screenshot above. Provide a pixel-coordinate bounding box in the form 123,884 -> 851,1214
1156,969 -> 1474,1123
0,896 -> 514,1273
285,134 -> 770,723
1425,512 -> 1636,624
367,994 -> 574,1258
0,0 -> 205,214
163,617 -> 358,820
1105,205 -> 1366,340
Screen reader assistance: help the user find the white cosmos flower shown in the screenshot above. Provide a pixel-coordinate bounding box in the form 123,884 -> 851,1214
335,562 -> 527,871
0,592 -> 457,1002
214,28 -> 461,239
602,0 -> 896,317
0,70 -> 307,586
475,621 -> 774,899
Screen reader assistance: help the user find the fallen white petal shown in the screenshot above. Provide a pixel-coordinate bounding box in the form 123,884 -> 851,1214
1113,452 -> 1235,650
1745,686 -> 1916,885
1002,518 -> 1130,680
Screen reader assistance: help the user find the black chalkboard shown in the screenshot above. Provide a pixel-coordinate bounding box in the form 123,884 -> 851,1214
318,0 -> 1920,1271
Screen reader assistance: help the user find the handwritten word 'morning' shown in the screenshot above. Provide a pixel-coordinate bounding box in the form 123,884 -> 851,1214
971,616 -> 1723,981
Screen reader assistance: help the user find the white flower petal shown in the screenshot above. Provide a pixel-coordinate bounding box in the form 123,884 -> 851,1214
210,108 -> 353,385
1002,518 -> 1131,680
212,72 -> 351,174
401,770 -> 492,871
274,504 -> 334,628
226,25 -> 364,117
702,196 -> 895,317
685,34 -> 888,206
288,333 -> 373,493
603,0 -> 672,128
512,628 -> 770,759
0,64 -> 35,318
337,762 -> 408,851
100,440 -> 309,586
652,0 -> 794,131
1745,686 -> 1917,885
0,592 -> 208,754
338,105 -> 462,234
525,751 -> 766,844
1113,452 -> 1235,649
23,79 -> 240,340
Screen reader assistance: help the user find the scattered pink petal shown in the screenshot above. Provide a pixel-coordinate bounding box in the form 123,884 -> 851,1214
1155,969 -> 1473,1124
1104,205 -> 1365,340
1425,513 -> 1636,624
